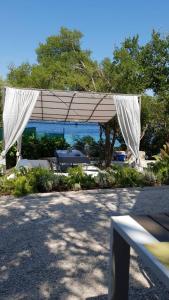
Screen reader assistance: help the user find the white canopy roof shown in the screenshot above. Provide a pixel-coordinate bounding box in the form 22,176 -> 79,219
30,90 -> 139,123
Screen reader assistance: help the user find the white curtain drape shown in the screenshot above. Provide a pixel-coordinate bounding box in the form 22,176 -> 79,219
114,95 -> 141,162
0,87 -> 39,160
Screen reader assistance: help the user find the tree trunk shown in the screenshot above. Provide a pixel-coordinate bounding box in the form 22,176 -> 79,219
105,123 -> 112,167
140,124 -> 148,140
101,118 -> 119,168
111,129 -> 117,157
99,123 -> 104,166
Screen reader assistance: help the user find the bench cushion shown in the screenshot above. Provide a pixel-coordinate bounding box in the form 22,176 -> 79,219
145,242 -> 169,269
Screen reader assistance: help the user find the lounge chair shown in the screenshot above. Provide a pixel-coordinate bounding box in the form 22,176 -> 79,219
55,149 -> 90,171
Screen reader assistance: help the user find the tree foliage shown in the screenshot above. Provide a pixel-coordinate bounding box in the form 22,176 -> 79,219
8,27 -> 101,91
140,31 -> 169,95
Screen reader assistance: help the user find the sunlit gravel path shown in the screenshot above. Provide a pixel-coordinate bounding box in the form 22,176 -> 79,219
0,186 -> 169,299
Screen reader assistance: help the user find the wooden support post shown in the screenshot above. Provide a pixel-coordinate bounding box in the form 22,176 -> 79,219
16,134 -> 23,163
138,95 -> 141,111
138,95 -> 142,164
108,221 -> 130,300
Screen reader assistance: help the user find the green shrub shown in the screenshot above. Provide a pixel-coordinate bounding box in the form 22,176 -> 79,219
30,168 -> 54,192
0,168 -> 35,196
13,175 -> 34,197
108,165 -> 144,187
67,165 -> 96,190
151,144 -> 169,184
80,174 -> 96,189
73,183 -> 81,191
0,176 -> 15,195
26,167 -> 68,193
67,165 -> 84,189
94,170 -> 115,188
14,166 -> 29,176
16,168 -> 68,195
0,163 -> 164,197
156,166 -> 169,184
143,170 -> 158,186
52,174 -> 69,191
35,173 -> 54,192
152,159 -> 169,174
0,167 -> 69,196
159,143 -> 169,160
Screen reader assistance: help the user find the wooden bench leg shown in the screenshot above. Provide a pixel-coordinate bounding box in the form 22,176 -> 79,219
108,222 -> 130,300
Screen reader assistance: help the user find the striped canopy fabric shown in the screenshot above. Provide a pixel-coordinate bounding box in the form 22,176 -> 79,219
31,90 -> 119,123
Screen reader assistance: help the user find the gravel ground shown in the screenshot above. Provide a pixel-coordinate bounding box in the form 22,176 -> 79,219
0,186 -> 169,300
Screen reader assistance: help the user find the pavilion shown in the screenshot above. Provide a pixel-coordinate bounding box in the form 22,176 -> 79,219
0,87 -> 141,169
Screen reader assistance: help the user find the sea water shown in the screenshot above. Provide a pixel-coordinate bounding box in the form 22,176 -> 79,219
27,121 -> 120,146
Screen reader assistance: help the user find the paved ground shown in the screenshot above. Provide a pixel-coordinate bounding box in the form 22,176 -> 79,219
0,187 -> 169,300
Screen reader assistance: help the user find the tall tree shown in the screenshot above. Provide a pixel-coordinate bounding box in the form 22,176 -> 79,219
99,36 -> 145,165
139,31 -> 169,155
99,32 -> 169,162
140,31 -> 169,95
8,27 -> 100,91
8,63 -> 32,88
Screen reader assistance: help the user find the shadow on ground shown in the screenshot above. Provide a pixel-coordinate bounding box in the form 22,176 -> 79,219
0,186 -> 169,299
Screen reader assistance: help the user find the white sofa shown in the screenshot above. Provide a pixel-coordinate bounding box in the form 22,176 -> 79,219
16,159 -> 51,169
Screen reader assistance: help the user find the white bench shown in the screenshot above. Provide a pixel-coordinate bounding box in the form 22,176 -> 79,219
108,215 -> 169,300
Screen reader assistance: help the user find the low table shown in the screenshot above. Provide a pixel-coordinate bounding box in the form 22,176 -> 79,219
108,213 -> 169,300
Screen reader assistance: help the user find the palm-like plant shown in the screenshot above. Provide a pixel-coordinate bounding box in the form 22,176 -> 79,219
152,143 -> 169,180
160,143 -> 169,160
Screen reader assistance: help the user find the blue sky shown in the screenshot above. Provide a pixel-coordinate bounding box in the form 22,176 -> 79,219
0,0 -> 169,78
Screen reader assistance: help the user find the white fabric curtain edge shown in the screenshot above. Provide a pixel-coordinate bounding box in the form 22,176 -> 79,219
114,95 -> 141,164
0,87 -> 40,161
